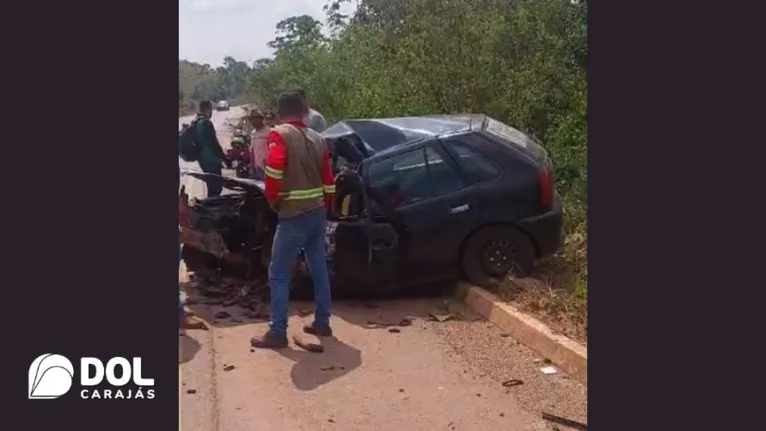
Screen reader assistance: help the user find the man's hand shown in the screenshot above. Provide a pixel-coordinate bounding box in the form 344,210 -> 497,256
267,198 -> 280,213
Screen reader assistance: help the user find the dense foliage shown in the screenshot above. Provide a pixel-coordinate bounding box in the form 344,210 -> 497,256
179,57 -> 253,114
249,0 -> 587,295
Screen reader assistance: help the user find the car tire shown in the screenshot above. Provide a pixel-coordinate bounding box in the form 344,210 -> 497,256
461,225 -> 535,286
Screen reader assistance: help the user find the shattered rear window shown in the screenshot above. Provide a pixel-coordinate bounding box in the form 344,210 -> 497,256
484,117 -> 548,161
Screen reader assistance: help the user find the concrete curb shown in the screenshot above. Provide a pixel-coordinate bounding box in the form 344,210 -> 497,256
456,283 -> 587,386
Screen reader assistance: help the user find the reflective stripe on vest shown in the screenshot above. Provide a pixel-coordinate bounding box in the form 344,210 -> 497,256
265,166 -> 283,179
278,187 -> 324,200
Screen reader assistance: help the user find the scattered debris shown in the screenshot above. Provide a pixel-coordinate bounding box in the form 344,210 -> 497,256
186,389 -> 197,394
476,393 -> 481,397
328,419 -> 335,423
399,318 -> 414,326
221,298 -> 238,307
502,379 -> 524,388
399,388 -> 404,393
388,327 -> 401,333
293,335 -> 324,353
499,413 -> 505,417
541,413 -> 587,431
540,366 -> 558,375
429,312 -> 456,322
223,365 -> 236,372
320,364 -> 345,371
500,333 -> 510,338
214,311 -> 231,319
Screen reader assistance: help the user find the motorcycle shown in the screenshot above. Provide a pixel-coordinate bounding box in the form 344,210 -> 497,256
227,128 -> 252,179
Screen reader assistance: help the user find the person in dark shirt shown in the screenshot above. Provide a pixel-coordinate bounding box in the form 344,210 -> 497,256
194,100 -> 230,197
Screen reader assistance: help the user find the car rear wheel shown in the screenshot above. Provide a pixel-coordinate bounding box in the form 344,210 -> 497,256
461,225 -> 535,286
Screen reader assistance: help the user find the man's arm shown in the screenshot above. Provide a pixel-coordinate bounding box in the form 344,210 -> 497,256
264,130 -> 287,208
321,140 -> 336,211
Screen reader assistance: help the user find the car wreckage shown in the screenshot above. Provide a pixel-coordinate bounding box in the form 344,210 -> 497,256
180,115 -> 564,296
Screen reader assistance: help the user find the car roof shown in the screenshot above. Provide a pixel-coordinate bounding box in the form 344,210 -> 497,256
322,115 -> 485,154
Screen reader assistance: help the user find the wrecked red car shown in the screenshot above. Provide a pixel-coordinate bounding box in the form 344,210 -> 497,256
180,115 -> 563,296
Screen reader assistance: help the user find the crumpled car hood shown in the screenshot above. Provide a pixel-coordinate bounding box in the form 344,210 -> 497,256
183,171 -> 267,199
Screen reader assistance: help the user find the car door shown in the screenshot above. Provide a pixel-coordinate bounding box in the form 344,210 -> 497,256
365,142 -> 480,285
330,170 -> 400,294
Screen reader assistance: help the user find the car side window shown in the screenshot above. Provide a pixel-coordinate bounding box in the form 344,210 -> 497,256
368,148 -> 433,208
444,137 -> 502,183
424,146 -> 469,197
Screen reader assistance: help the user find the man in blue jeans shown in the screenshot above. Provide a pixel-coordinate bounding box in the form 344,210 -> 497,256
250,92 -> 336,349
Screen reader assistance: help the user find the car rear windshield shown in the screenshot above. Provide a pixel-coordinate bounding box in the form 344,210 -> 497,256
483,117 -> 549,163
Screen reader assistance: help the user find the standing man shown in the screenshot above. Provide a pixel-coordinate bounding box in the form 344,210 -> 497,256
248,109 -> 270,181
296,88 -> 328,133
195,100 -> 230,197
250,92 -> 336,349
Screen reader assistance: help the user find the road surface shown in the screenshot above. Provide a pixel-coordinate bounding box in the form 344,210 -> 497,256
178,109 -> 587,431
179,106 -> 246,200
179,298 -> 587,431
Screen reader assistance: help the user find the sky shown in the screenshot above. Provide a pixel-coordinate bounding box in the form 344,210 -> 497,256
179,0 -> 357,67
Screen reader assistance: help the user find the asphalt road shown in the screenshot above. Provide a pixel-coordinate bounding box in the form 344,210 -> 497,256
177,109 -> 587,431
179,106 -> 246,200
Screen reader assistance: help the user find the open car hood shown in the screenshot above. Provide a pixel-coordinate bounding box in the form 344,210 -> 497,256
322,115 -> 478,154
183,172 -> 266,198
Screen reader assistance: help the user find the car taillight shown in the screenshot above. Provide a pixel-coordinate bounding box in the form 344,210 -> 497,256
539,169 -> 553,208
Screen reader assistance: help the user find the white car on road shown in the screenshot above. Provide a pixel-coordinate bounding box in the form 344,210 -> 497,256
216,100 -> 230,111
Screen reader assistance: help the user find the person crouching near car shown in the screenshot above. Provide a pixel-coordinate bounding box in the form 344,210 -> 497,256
248,109 -> 270,181
250,91 -> 336,349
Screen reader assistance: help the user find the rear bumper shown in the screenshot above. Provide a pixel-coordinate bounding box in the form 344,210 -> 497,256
516,206 -> 565,259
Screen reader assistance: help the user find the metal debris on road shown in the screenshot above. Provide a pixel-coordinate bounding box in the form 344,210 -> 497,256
388,327 -> 401,333
223,365 -> 236,372
186,389 -> 197,394
319,364 -> 345,371
541,413 -> 587,431
540,366 -> 558,375
429,312 -> 456,322
502,379 -> 524,388
293,335 -> 324,353
214,311 -> 230,319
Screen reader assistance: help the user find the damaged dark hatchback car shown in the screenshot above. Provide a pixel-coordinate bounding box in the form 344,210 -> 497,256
180,115 -> 564,296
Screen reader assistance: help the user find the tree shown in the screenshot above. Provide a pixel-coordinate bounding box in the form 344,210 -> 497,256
267,15 -> 326,53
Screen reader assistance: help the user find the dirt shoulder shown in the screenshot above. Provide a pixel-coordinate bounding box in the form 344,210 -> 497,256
488,265 -> 587,346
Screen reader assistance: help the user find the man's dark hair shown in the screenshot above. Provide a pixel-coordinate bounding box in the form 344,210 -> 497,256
199,100 -> 212,112
277,92 -> 305,118
295,88 -> 307,99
